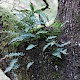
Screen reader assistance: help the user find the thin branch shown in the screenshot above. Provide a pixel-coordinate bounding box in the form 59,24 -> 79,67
0,55 -> 8,62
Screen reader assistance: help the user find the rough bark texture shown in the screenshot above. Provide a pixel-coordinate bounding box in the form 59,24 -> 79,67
57,0 -> 80,80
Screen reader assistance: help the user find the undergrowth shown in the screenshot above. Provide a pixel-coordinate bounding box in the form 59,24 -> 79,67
0,3 -> 70,80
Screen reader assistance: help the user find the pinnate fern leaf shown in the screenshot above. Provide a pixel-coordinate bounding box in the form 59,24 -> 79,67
4,59 -> 18,73
8,33 -> 35,45
43,41 -> 55,52
8,52 -> 24,57
26,44 -> 37,50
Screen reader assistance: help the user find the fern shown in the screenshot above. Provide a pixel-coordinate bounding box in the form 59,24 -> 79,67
43,41 -> 56,52
36,30 -> 48,34
2,3 -> 69,80
26,44 -> 37,50
52,48 -> 68,59
8,33 -> 35,45
4,59 -> 18,73
8,52 -> 24,57
13,64 -> 20,70
46,36 -> 57,41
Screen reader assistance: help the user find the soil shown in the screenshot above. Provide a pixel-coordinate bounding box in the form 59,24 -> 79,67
17,40 -> 66,80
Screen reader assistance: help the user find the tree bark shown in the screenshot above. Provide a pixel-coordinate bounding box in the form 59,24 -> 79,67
57,0 -> 80,80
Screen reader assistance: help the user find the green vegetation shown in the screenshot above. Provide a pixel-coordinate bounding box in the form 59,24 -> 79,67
0,3 -> 69,80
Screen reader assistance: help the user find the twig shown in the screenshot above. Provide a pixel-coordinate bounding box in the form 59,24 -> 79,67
0,55 -> 8,62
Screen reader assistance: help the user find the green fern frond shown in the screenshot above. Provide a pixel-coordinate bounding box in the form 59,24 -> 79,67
8,52 -> 25,57
4,59 -> 18,73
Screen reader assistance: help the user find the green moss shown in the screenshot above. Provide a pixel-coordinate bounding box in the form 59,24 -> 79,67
0,6 -> 18,31
50,20 -> 62,36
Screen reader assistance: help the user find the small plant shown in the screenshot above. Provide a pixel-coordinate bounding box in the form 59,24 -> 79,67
0,3 -> 70,80
8,3 -> 69,58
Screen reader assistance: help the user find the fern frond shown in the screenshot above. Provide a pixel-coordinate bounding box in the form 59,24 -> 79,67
13,64 -> 20,70
4,59 -> 18,73
8,52 -> 25,57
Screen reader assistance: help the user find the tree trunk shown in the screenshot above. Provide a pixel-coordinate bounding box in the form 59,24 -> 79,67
57,0 -> 80,80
